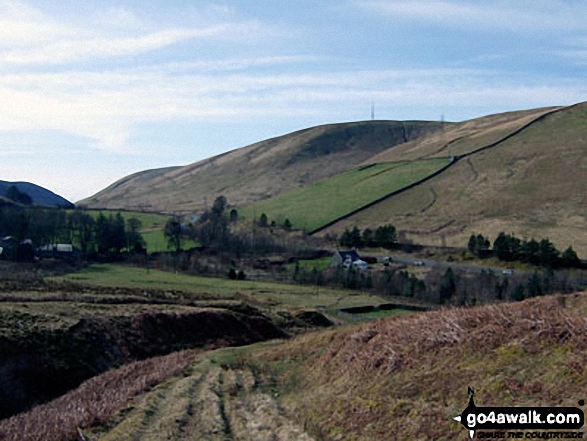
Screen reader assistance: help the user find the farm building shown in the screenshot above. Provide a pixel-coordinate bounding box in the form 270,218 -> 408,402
331,250 -> 370,268
38,243 -> 80,260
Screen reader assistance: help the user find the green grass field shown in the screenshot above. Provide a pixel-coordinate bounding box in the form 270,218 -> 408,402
240,158 -> 450,231
284,257 -> 333,272
53,264 -> 385,310
67,209 -> 197,253
353,308 -> 414,319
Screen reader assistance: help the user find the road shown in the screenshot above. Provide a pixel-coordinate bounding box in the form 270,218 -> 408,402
357,251 -> 587,287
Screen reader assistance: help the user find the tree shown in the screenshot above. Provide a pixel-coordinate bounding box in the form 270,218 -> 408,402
258,213 -> 268,227
374,224 -> 396,248
362,228 -> 374,247
527,272 -> 543,297
538,238 -> 559,267
439,268 -> 456,304
520,238 -> 540,265
561,246 -> 580,268
112,213 -> 127,253
493,232 -> 521,261
94,213 -> 126,257
349,226 -> 363,248
476,234 -> 490,253
165,216 -> 183,252
68,210 -> 95,254
126,217 -> 145,252
191,195 -> 230,249
95,213 -> 110,255
340,228 -> 352,247
468,234 -> 477,254
283,218 -> 292,231
229,209 -> 238,222
212,196 -> 227,217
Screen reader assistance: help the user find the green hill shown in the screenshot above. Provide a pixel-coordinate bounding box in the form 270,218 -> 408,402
78,121 -> 446,213
241,157 -> 450,232
322,103 -> 587,256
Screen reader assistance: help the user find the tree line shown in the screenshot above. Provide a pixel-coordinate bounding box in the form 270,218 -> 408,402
468,233 -> 581,268
339,225 -> 397,248
164,196 -> 303,259
0,206 -> 145,261
292,262 -> 576,307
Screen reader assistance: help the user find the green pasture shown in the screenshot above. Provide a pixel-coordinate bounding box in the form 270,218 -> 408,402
67,209 -> 199,252
284,257 -> 333,273
240,158 -> 450,231
53,264 -> 384,310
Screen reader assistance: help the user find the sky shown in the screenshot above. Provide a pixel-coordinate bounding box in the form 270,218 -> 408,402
1,0 -> 587,203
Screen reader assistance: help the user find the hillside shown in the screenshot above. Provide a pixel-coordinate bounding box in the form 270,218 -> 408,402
241,157 -> 451,232
364,106 -> 559,163
5,290 -> 587,440
78,121 -> 446,212
322,102 -> 587,256
0,181 -> 73,208
79,102 -> 586,255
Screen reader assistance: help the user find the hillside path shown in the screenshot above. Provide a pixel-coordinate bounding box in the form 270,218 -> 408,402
92,361 -> 315,441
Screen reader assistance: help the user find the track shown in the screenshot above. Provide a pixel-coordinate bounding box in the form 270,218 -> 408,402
94,361 -> 315,441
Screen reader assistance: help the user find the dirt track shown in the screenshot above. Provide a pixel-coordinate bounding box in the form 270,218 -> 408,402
94,360 -> 315,441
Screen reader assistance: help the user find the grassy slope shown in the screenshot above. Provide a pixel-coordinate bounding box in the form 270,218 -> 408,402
252,292 -> 587,440
240,158 -> 450,231
325,103 -> 587,256
79,121 -> 445,213
365,106 -> 558,163
14,291 -> 587,441
0,350 -> 200,441
53,264 -> 385,310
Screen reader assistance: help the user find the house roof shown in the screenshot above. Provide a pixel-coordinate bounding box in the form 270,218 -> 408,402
337,250 -> 361,262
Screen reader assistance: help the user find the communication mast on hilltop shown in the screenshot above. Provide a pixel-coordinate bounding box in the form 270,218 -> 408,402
371,100 -> 375,120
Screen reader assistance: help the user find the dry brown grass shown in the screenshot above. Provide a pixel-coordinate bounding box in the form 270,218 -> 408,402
314,294 -> 587,378
79,120 -> 442,212
326,102 -> 587,256
365,106 -> 557,164
0,349 -> 200,441
255,292 -> 587,440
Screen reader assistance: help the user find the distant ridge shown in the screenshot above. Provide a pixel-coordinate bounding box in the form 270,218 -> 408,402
78,120 -> 446,212
0,181 -> 74,208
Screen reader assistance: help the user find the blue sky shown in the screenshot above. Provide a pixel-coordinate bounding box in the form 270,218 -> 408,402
1,0 -> 587,202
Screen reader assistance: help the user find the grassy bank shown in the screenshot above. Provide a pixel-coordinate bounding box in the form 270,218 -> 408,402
241,158 -> 450,231
51,263 -> 386,310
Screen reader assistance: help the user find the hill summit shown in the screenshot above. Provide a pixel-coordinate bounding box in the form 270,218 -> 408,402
0,181 -> 73,208
78,120 -> 445,212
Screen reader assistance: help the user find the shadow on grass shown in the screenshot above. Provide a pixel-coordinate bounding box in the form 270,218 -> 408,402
81,266 -> 111,274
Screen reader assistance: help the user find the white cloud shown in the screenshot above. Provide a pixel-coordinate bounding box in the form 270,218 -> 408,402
0,1 -> 276,65
0,64 -> 584,155
356,0 -> 587,33
0,26 -> 233,65
0,0 -> 78,46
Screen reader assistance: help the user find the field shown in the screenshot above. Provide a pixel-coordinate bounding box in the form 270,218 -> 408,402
67,209 -> 197,252
53,264 -> 386,310
326,103 -> 587,256
80,121 -> 444,213
6,285 -> 587,440
240,158 -> 450,231
284,256 -> 333,272
350,307 -> 414,319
